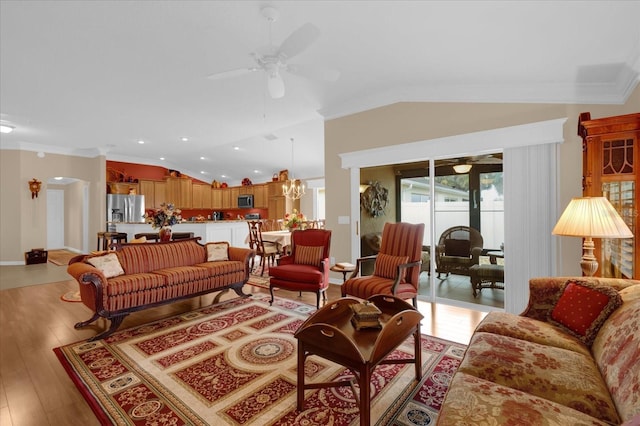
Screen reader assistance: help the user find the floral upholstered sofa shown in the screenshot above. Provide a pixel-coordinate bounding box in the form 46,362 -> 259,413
438,276 -> 640,425
67,238 -> 254,341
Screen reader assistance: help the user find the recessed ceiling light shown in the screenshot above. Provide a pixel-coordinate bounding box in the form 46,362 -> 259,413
0,124 -> 15,134
54,176 -> 63,180
159,157 -> 165,161
200,156 -> 205,160
254,170 -> 260,174
200,171 -> 208,174
181,137 -> 189,142
221,175 -> 226,178
137,140 -> 145,144
233,146 -> 240,151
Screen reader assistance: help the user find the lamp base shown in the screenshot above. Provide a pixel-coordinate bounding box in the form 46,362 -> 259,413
581,237 -> 598,277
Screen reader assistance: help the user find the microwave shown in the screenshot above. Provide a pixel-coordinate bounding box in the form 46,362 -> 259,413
238,194 -> 254,208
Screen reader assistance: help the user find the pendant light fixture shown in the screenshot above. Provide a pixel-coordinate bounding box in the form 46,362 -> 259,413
282,137 -> 305,200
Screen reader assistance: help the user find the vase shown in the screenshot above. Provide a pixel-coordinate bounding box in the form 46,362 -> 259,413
159,226 -> 172,242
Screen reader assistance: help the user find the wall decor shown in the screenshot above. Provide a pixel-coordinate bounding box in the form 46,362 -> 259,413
360,181 -> 388,217
28,178 -> 42,199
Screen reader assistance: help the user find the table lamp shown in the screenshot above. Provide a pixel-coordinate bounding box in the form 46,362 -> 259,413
552,197 -> 633,276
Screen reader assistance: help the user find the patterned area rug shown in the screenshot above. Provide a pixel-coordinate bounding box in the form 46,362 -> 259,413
54,295 -> 466,425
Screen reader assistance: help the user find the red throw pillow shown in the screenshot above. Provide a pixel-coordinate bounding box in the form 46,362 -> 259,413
374,253 -> 409,281
549,280 -> 622,346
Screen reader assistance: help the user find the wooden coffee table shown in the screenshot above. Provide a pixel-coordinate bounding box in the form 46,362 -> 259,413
294,295 -> 423,426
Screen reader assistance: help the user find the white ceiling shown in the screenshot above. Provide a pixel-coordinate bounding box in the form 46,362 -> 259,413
1,1 -> 639,186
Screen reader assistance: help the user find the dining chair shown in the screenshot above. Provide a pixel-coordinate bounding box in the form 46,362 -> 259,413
269,229 -> 332,309
341,222 -> 424,307
247,220 -> 279,275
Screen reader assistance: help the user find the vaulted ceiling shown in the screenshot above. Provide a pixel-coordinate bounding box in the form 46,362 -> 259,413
1,1 -> 639,186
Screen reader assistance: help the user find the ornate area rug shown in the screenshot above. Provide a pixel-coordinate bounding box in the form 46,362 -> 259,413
247,273 -> 270,290
54,295 -> 466,425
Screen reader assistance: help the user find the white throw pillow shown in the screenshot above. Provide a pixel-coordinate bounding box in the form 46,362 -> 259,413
207,242 -> 229,261
87,253 -> 125,278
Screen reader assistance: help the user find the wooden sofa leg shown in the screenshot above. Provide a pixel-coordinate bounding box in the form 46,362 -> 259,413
74,312 -> 100,329
88,315 -> 127,341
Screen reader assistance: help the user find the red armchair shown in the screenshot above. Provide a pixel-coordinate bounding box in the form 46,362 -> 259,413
341,222 -> 425,307
269,229 -> 332,309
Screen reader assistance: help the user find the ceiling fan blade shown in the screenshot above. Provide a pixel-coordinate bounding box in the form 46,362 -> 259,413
277,23 -> 321,60
286,64 -> 340,81
207,67 -> 259,80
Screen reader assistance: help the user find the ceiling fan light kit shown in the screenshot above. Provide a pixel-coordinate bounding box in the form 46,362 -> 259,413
453,164 -> 473,174
206,6 -> 338,99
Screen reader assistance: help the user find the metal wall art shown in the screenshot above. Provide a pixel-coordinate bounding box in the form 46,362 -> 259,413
360,181 -> 388,217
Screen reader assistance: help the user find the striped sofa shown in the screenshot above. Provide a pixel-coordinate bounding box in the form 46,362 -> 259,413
67,238 -> 254,341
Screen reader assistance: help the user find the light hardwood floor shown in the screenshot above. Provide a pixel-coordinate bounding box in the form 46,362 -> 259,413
0,265 -> 486,426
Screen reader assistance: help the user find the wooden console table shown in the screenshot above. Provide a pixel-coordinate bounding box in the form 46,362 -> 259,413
294,295 -> 423,426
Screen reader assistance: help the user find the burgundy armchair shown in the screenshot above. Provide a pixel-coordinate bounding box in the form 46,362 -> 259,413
342,222 -> 425,307
269,229 -> 332,309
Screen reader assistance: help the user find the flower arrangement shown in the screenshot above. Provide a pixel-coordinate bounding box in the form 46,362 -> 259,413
283,209 -> 306,230
144,203 -> 182,229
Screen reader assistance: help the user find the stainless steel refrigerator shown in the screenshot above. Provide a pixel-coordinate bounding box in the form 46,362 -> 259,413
106,194 -> 146,229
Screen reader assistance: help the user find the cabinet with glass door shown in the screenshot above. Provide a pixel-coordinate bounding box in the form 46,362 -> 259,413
579,112 -> 640,279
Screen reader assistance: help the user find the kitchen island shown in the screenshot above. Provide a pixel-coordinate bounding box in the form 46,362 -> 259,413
114,221 -> 251,248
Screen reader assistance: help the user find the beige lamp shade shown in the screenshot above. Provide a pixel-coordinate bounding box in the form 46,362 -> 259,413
552,197 -> 632,238
553,197 -> 633,276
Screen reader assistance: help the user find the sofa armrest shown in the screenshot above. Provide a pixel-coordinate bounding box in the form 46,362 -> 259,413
228,246 -> 255,264
67,261 -> 108,312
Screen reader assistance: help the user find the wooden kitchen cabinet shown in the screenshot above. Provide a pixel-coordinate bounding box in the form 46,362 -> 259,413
138,179 -> 167,210
166,177 -> 192,208
253,184 -> 267,208
221,188 -> 232,209
579,112 -> 640,279
192,183 -> 212,209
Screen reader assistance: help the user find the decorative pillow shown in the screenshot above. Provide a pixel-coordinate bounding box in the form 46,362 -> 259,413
207,242 -> 229,261
87,253 -> 125,278
549,280 -> 623,346
444,239 -> 470,257
374,253 -> 409,281
130,236 -> 147,244
294,245 -> 324,267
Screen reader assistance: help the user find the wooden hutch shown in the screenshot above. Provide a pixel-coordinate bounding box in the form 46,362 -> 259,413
578,112 -> 640,279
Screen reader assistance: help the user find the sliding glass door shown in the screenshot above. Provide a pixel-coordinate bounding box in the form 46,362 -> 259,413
396,157 -> 504,309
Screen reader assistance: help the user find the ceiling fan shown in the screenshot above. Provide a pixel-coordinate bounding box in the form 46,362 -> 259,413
207,6 -> 339,99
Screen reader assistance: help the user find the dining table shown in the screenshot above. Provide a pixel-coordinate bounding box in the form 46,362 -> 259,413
246,230 -> 292,255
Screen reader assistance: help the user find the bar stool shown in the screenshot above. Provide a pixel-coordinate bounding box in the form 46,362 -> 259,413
96,232 -> 128,251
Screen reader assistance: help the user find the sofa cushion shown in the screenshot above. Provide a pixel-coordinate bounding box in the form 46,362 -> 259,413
87,253 -> 125,278
591,296 -> 640,423
475,311 -> 591,357
458,331 -> 620,424
206,242 -> 229,261
117,240 -> 206,274
444,239 -> 470,257
269,264 -> 324,284
549,279 -> 622,346
374,253 -> 408,281
152,266 -> 210,286
437,372 -> 612,426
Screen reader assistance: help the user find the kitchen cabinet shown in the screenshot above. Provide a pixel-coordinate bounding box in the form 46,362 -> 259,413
192,183 -> 212,209
253,184 -> 267,208
579,112 -> 640,279
221,188 -> 232,209
138,179 -> 167,210
166,177 -> 192,208
211,189 -> 222,209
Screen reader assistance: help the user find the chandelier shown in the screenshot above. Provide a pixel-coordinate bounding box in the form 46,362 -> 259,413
282,138 -> 305,200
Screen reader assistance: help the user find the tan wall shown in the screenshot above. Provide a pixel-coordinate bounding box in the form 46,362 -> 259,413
325,86 -> 640,277
0,150 -> 105,262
